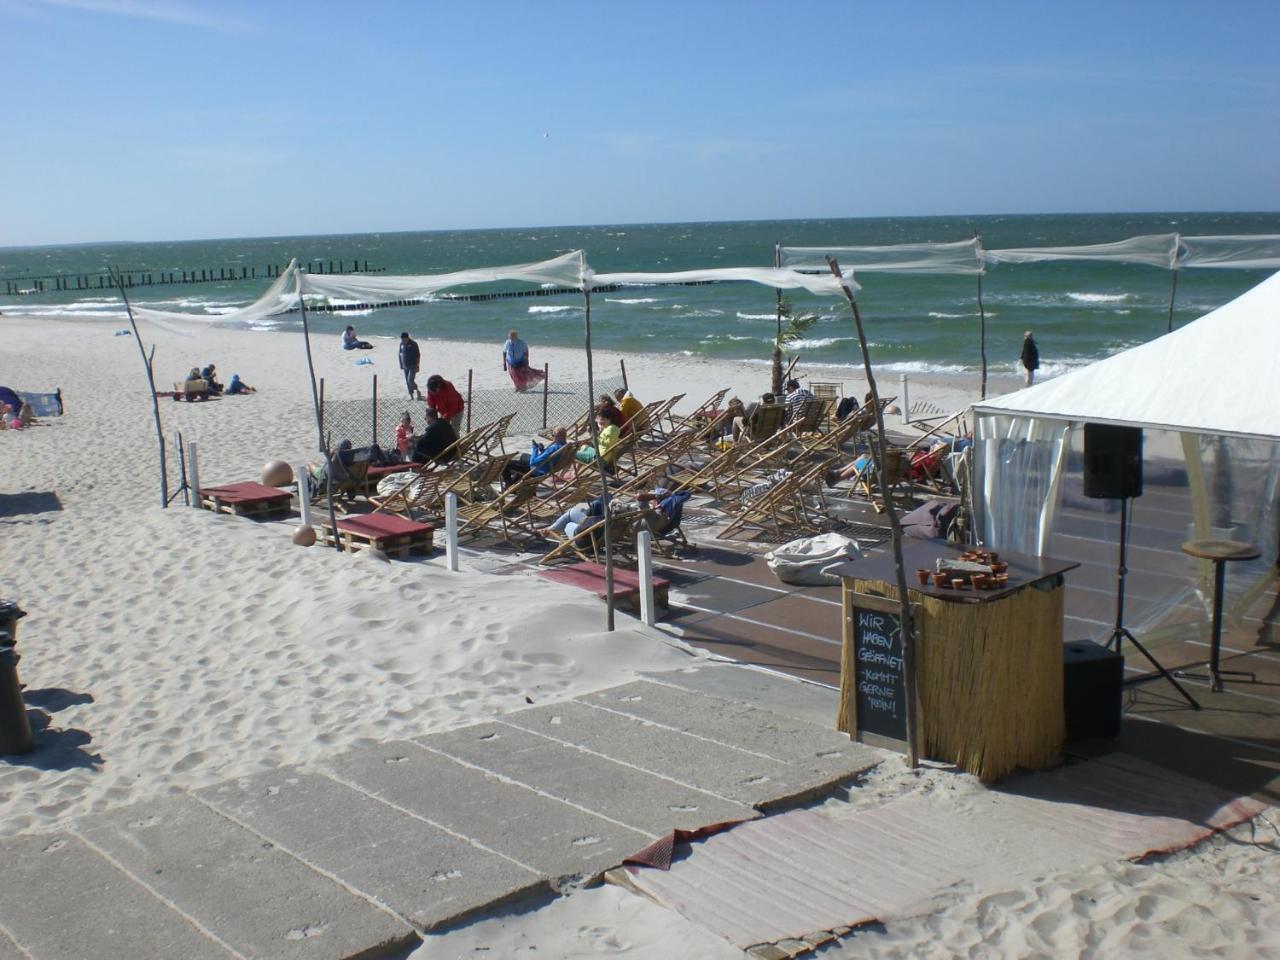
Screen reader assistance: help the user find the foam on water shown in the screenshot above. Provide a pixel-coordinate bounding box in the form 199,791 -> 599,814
604,297 -> 660,304
527,305 -> 578,314
1067,291 -> 1131,303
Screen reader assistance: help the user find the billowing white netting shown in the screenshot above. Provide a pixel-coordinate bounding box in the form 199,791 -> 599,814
1178,235 -> 1280,270
983,234 -> 1180,270
586,265 -> 853,297
131,260 -> 302,329
301,250 -> 588,302
778,239 -> 983,276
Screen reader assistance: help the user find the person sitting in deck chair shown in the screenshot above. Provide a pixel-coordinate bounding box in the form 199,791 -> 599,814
613,387 -> 645,435
307,439 -> 355,486
411,408 -> 458,465
783,379 -> 813,424
537,494 -> 610,541
503,426 -> 568,486
574,411 -> 622,471
733,392 -> 776,442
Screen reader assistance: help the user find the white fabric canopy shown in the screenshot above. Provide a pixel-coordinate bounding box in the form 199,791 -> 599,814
778,239 -> 982,276
131,261 -> 302,328
303,250 -> 588,301
1178,234 -> 1280,270
586,265 -> 853,297
984,234 -> 1180,270
973,269 -> 1280,441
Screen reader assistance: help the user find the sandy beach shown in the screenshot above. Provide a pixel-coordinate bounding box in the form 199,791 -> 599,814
2,312 -> 1275,958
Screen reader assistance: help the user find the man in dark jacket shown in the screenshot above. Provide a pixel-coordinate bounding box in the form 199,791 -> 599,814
1020,330 -> 1040,386
411,409 -> 458,464
399,332 -> 421,399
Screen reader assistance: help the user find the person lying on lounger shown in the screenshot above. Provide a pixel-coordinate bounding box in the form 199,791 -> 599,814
308,439 -> 354,485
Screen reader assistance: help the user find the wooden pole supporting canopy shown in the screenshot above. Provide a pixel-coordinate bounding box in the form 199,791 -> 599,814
827,256 -> 919,767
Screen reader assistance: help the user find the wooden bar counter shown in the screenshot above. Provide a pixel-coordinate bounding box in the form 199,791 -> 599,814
829,542 -> 1079,782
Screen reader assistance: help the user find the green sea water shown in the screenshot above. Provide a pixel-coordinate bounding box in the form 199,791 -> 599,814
3,212 -> 1277,378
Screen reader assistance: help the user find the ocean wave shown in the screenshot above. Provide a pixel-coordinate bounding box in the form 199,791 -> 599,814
927,311 -> 970,319
787,336 -> 855,349
674,309 -> 725,319
527,305 -> 578,314
604,297 -> 659,304
736,311 -> 775,320
1067,292 -> 1130,303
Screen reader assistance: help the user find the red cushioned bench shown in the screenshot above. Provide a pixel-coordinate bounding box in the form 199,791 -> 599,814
319,512 -> 434,558
539,561 -> 669,611
199,482 -> 294,520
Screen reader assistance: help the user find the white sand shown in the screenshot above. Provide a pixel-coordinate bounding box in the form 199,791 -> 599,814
5,313 -> 1271,956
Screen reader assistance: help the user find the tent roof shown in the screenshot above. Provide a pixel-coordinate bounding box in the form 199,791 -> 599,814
973,270 -> 1280,441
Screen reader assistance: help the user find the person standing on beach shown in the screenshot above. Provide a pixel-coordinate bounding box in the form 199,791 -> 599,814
398,332 -> 421,399
502,330 -> 547,392
1020,330 -> 1041,386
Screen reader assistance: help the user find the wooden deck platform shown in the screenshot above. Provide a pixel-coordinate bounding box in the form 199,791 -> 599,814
319,513 -> 434,558
198,481 -> 293,520
540,561 -> 670,611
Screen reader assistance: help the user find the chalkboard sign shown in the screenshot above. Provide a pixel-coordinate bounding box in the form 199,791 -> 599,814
851,596 -> 909,744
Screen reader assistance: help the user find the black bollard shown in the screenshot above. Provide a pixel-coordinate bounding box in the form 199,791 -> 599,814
0,641 -> 32,756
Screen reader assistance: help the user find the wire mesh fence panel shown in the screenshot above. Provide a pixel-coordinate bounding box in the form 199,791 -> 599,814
320,373 -> 626,450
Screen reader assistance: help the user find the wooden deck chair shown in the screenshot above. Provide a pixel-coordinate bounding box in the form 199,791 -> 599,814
746,402 -> 787,442
671,388 -> 729,433
719,458 -> 831,539
309,453 -> 370,508
538,507 -> 645,566
634,394 -> 685,444
370,464 -> 464,519
853,445 -> 912,513
457,471 -> 543,545
629,425 -> 702,477
639,491 -> 694,556
808,380 -> 843,400
789,397 -> 832,438
468,412 -> 516,459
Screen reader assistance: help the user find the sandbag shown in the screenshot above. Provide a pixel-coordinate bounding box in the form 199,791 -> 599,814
766,533 -> 860,585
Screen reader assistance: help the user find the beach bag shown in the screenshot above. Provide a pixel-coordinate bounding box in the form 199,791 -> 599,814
765,533 -> 861,586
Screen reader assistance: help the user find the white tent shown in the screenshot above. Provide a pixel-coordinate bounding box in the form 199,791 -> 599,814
974,269 -> 1280,441
970,270 -> 1280,644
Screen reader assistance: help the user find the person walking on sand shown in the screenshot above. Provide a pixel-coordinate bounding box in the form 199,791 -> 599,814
1020,330 -> 1041,386
398,332 -> 421,399
502,330 -> 547,392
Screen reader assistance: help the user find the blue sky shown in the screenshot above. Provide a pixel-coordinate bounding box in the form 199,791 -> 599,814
3,0 -> 1277,245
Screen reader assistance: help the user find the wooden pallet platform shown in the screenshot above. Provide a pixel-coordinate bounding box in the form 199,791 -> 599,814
319,513 -> 435,558
539,561 -> 670,611
199,482 -> 293,520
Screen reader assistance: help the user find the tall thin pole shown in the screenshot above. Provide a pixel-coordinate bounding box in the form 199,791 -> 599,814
773,243 -> 784,396
1167,270 -> 1179,334
583,287 -> 615,630
975,232 -> 988,401
827,256 -> 919,768
297,273 -> 341,551
114,267 -> 168,508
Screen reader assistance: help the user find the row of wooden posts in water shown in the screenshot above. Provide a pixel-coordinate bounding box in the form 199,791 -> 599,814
2,259 -> 382,296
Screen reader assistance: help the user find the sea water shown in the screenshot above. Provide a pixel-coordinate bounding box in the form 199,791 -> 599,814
3,212 -> 1277,378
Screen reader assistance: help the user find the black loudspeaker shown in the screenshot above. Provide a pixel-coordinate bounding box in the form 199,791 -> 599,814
1083,423 -> 1143,499
1063,640 -> 1124,740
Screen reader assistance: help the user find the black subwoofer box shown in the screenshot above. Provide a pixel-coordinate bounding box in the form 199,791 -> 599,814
1063,639 -> 1124,740
1083,423 -> 1143,500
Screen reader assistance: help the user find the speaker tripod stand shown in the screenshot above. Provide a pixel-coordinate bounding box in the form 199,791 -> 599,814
1107,497 -> 1200,710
